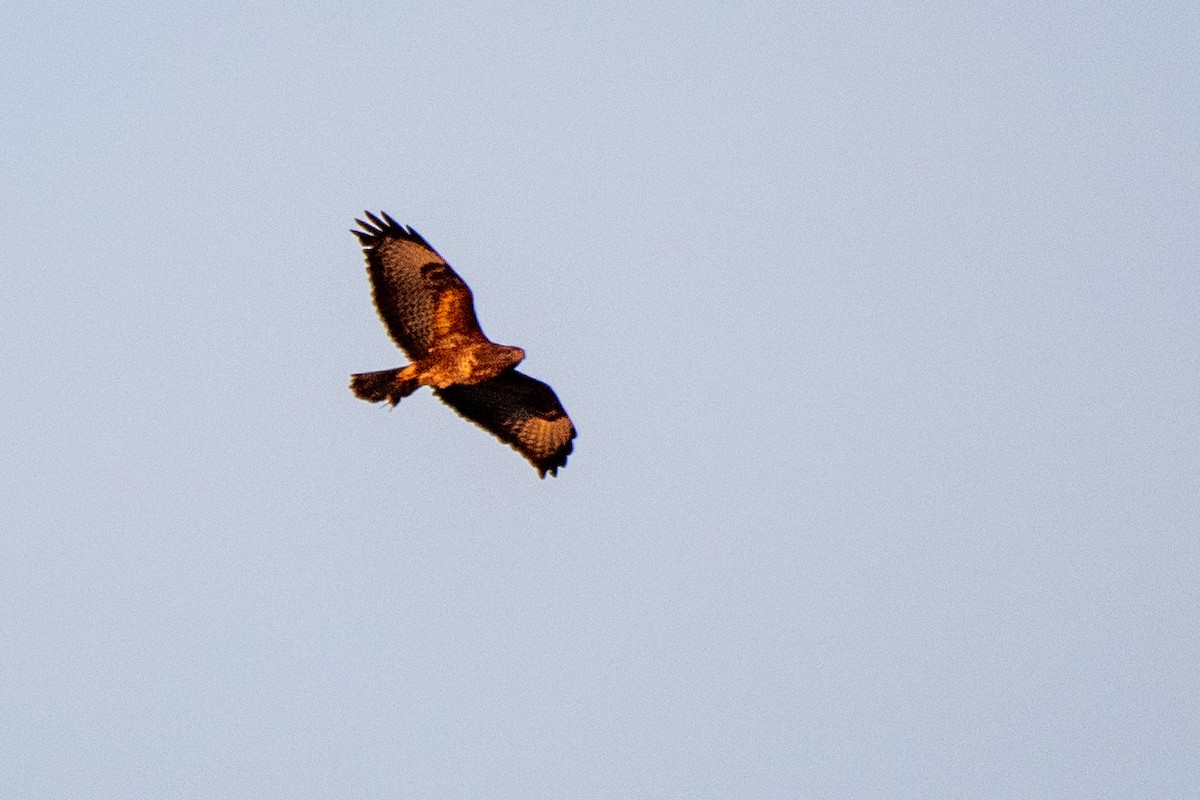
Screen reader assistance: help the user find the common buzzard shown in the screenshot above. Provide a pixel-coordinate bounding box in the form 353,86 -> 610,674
349,212 -> 576,477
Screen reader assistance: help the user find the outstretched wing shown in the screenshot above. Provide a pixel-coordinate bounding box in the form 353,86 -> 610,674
352,212 -> 484,359
436,370 -> 577,478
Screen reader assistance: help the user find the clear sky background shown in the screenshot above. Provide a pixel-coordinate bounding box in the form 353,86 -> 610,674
3,2 -> 1198,797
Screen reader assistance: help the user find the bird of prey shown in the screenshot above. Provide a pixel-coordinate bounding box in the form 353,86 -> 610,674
349,212 -> 576,477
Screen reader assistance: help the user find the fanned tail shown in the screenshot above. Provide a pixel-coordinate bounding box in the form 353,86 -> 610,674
349,368 -> 418,406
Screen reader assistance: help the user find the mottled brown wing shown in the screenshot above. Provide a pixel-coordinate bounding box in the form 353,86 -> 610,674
352,212 -> 484,359
436,370 -> 577,478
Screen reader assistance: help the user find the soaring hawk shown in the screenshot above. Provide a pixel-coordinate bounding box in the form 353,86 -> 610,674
349,212 -> 576,477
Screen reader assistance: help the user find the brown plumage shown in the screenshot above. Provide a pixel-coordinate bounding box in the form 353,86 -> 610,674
349,212 -> 576,477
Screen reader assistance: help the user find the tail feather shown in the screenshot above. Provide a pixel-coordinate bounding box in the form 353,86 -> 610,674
350,368 -> 419,406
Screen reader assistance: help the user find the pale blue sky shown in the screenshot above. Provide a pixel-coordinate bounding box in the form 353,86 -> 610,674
3,2 -> 1198,797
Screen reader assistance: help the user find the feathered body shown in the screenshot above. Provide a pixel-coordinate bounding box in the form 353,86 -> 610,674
349,212 -> 576,477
